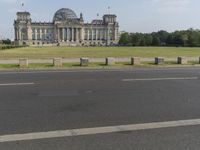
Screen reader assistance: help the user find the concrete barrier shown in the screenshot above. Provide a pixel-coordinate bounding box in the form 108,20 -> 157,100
106,57 -> 115,66
177,57 -> 187,64
80,58 -> 89,66
131,57 -> 141,65
53,58 -> 62,67
19,58 -> 28,68
155,57 -> 164,65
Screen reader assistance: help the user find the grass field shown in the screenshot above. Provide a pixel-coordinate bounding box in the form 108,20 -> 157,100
0,46 -> 200,59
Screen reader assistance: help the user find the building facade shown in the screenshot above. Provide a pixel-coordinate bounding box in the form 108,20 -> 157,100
14,8 -> 119,46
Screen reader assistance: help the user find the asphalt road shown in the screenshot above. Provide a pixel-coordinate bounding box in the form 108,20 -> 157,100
1,68 -> 200,149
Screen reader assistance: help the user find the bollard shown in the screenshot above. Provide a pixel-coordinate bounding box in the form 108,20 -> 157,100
177,57 -> 187,64
106,57 -> 115,66
155,57 -> 164,65
131,57 -> 141,65
80,58 -> 89,66
53,58 -> 62,67
19,58 -> 28,68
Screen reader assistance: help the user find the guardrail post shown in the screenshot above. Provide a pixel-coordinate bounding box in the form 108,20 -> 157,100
131,57 -> 141,65
106,57 -> 115,66
177,57 -> 187,64
53,58 -> 62,67
80,58 -> 89,66
19,58 -> 28,68
155,57 -> 165,65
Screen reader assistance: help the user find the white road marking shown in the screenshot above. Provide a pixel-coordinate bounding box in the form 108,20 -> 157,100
1,118 -> 200,143
122,77 -> 198,82
0,83 -> 35,86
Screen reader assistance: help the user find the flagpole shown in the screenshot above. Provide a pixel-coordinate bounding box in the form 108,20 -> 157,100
21,2 -> 24,11
108,6 -> 110,14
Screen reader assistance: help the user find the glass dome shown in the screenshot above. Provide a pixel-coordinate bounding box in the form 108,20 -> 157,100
53,8 -> 77,21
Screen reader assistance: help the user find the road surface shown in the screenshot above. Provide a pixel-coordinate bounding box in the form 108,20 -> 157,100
1,68 -> 200,149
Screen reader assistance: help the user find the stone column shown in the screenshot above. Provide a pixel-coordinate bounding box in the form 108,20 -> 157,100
66,28 -> 68,41
81,28 -> 84,41
74,28 -> 76,41
79,28 -> 83,41
35,29 -> 37,41
107,28 -> 110,41
107,28 -> 110,45
40,29 -> 42,40
92,29 -> 94,41
67,28 -> 70,42
27,26 -> 32,40
79,28 -> 81,41
62,28 -> 65,41
104,29 -> 107,40
44,29 -> 47,41
68,28 -> 70,41
87,29 -> 89,41
114,28 -> 118,41
19,28 -> 21,40
71,28 -> 74,42
99,29 -> 102,40
76,28 -> 79,42
96,29 -> 98,41
15,28 -> 18,40
57,28 -> 60,42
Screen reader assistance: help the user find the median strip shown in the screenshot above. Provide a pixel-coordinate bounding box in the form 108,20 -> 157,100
0,83 -> 35,86
1,118 -> 200,143
122,77 -> 198,82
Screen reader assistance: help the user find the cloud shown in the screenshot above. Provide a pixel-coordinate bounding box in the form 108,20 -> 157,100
152,0 -> 192,13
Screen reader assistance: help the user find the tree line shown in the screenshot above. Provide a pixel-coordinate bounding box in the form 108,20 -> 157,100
119,28 -> 200,47
0,39 -> 12,45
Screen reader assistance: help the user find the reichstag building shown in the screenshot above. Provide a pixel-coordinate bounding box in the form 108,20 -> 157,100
14,8 -> 119,46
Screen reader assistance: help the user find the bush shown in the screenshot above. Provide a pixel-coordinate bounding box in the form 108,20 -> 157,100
0,45 -> 27,50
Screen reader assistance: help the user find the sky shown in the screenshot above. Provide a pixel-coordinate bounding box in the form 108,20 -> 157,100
0,0 -> 200,40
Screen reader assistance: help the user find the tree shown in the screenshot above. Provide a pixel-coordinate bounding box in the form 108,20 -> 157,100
119,33 -> 131,45
119,28 -> 200,47
2,39 -> 11,45
152,36 -> 160,46
144,34 -> 153,46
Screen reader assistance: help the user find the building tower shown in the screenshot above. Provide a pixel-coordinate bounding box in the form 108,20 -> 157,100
103,14 -> 119,45
14,12 -> 32,45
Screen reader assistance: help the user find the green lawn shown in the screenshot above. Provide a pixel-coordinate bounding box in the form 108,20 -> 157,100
0,46 -> 200,59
